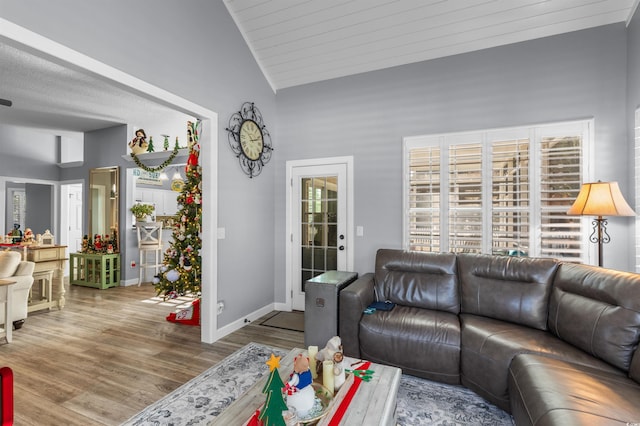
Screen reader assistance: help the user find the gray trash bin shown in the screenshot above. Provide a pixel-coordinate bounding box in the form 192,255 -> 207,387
304,271 -> 358,348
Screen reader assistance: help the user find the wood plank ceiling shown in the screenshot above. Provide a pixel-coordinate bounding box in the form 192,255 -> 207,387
223,0 -> 638,91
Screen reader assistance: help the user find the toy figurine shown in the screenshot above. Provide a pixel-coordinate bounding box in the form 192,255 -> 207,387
285,354 -> 315,416
333,351 -> 346,391
11,224 -> 22,242
129,128 -> 148,155
315,336 -> 343,375
22,228 -> 34,244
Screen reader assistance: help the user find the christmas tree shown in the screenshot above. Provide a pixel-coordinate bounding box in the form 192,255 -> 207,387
258,354 -> 288,426
154,121 -> 202,297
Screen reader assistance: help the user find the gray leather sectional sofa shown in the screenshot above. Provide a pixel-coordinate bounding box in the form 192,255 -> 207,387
339,249 -> 640,425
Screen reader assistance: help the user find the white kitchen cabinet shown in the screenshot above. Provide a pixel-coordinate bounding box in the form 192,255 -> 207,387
136,188 -> 179,216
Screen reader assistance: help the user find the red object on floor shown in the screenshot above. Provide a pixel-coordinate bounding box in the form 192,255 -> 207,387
246,409 -> 262,426
327,361 -> 371,426
0,366 -> 14,426
166,298 -> 200,326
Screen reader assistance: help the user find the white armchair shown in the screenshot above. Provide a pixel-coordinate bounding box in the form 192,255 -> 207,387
0,251 -> 35,330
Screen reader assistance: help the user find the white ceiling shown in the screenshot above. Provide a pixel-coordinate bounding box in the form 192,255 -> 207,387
0,0 -> 638,133
224,0 -> 638,91
0,41 -> 193,135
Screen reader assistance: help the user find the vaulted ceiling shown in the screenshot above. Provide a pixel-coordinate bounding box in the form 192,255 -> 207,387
223,0 -> 638,91
0,1 -> 637,133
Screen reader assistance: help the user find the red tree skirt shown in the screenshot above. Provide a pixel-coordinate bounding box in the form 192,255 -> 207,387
166,298 -> 200,326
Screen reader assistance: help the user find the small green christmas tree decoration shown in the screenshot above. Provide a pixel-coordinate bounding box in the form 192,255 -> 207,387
174,136 -> 181,150
154,121 -> 202,297
147,136 -> 155,152
259,354 -> 287,426
262,354 -> 286,395
163,134 -> 170,151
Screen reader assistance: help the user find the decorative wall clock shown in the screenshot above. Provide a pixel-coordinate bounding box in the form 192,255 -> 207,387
226,102 -> 273,178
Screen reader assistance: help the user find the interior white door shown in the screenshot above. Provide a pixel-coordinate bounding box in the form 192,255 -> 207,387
60,183 -> 83,265
291,163 -> 348,311
67,184 -> 83,253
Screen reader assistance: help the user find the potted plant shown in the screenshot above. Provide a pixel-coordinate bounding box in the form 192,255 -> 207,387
130,203 -> 154,222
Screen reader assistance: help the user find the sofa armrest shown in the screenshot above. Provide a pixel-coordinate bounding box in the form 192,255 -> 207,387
339,272 -> 375,358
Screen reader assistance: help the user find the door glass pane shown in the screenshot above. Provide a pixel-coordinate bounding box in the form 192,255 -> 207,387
328,224 -> 337,246
327,248 -> 337,270
300,175 -> 339,290
302,247 -> 312,269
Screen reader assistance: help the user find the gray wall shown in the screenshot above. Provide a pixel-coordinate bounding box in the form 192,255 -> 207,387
1,2 -> 639,328
1,0 -> 277,327
274,23 -> 630,302
0,125 -> 59,180
628,8 -> 640,220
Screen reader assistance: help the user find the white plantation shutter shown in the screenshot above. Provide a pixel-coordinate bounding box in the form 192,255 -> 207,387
449,143 -> 483,253
539,137 -> 583,262
404,121 -> 590,260
491,138 -> 530,256
407,144 -> 441,252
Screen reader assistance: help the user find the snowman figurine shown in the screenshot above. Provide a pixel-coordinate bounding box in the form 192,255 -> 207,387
284,354 -> 315,417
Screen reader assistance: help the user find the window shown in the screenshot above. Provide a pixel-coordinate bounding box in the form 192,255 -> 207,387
404,121 -> 592,263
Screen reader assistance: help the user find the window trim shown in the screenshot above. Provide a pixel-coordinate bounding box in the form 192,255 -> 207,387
403,119 -> 594,261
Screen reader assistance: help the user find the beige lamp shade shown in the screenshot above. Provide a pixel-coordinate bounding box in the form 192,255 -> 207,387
567,181 -> 635,217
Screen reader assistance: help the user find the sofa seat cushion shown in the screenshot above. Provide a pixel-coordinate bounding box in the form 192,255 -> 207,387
460,314 -> 620,412
509,354 -> 639,426
359,305 -> 460,384
0,251 -> 21,279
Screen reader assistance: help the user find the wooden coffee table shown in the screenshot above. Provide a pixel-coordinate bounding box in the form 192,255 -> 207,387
214,347 -> 401,425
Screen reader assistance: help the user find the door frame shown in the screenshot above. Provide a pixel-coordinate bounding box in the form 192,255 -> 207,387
60,180 -> 84,269
285,156 -> 355,311
2,20 -> 219,343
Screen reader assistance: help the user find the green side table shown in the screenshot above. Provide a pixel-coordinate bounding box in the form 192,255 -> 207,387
70,253 -> 120,289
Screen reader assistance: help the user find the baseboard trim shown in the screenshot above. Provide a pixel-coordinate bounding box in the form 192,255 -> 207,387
215,303 -> 275,340
273,302 -> 292,311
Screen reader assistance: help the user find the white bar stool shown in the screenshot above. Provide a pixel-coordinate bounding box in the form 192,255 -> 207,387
136,222 -> 163,286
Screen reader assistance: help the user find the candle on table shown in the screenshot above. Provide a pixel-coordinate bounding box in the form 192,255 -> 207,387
308,346 -> 318,379
323,360 -> 334,396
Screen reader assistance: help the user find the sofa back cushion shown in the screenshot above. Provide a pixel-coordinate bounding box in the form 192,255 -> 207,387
458,253 -> 559,330
0,251 -> 21,278
549,263 -> 640,372
374,249 -> 459,314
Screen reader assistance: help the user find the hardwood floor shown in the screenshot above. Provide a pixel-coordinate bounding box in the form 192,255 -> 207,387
0,282 -> 304,425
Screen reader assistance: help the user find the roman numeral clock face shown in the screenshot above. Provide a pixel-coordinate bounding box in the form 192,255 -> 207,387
239,120 -> 263,161
226,102 -> 273,178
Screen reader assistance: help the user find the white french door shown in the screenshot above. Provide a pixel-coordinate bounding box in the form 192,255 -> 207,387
287,157 -> 353,311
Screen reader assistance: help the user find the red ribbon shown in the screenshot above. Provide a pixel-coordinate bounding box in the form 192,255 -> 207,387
327,361 -> 371,426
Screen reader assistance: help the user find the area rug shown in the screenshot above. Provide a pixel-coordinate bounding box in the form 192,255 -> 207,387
259,310 -> 305,332
122,342 -> 513,425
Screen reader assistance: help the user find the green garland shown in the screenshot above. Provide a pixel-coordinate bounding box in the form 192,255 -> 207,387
130,147 -> 179,172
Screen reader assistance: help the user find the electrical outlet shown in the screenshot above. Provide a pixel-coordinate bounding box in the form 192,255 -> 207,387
131,261 -> 136,268
217,301 -> 225,315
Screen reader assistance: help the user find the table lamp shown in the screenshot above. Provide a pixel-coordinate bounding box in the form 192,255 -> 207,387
567,181 -> 635,267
